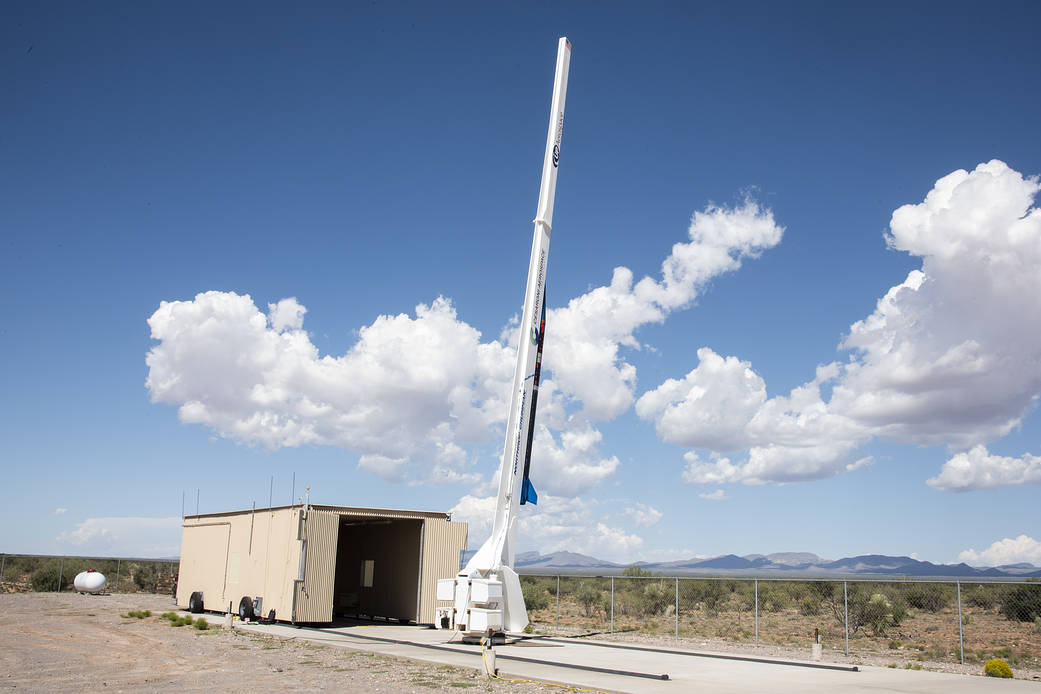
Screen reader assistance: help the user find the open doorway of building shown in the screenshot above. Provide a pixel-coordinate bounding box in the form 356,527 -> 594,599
332,516 -> 423,623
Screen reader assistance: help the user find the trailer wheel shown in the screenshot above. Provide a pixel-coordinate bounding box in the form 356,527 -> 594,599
188,591 -> 204,614
238,596 -> 255,621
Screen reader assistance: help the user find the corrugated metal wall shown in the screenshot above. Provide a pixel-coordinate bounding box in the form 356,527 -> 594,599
292,509 -> 339,622
418,518 -> 469,623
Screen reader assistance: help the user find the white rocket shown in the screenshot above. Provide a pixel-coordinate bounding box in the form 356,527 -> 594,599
437,36 -> 571,638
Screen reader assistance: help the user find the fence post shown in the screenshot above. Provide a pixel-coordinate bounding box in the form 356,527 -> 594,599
58,557 -> 64,593
115,559 -> 121,594
555,576 -> 560,627
843,581 -> 849,656
957,581 -> 964,664
675,577 -> 679,641
610,577 -> 615,634
754,579 -> 759,647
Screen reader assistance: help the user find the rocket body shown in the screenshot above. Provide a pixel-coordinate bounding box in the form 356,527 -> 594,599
447,37 -> 571,635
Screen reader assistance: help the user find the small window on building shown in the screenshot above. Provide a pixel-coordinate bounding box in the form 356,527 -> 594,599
361,559 -> 374,588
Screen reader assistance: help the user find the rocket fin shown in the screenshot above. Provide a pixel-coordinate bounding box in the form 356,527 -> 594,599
520,478 -> 538,506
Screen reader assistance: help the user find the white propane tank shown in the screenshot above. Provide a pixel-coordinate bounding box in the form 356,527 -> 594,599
73,569 -> 107,594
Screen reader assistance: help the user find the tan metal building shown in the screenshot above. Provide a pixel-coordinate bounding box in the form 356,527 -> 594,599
176,504 -> 467,625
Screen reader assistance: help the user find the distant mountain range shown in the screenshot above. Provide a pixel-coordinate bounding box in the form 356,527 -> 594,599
473,550 -> 1041,578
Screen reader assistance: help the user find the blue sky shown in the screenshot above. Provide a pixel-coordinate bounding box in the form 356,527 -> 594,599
3,1 -> 1040,566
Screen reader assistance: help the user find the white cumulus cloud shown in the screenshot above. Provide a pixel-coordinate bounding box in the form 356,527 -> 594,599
267,297 -> 307,332
548,200 -> 783,420
833,161 -> 1041,446
57,517 -> 183,557
651,358 -> 870,484
698,490 -> 728,501
451,494 -> 644,562
531,421 -> 620,496
146,198 -> 782,497
624,502 -> 663,527
53,508 -> 67,515
927,445 -> 1041,492
147,292 -> 511,486
959,535 -> 1041,567
644,160 -> 1041,489
636,348 -> 766,451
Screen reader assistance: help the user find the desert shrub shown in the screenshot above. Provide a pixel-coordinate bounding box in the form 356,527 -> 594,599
641,581 -> 672,616
785,582 -> 810,602
622,564 -> 655,577
556,576 -> 583,599
122,610 -> 151,619
520,575 -> 556,595
758,584 -> 790,612
132,563 -> 160,592
614,590 -> 642,617
818,582 -> 866,632
31,567 -> 62,592
984,658 -> 1013,678
740,583 -> 786,612
682,580 -> 728,614
830,585 -> 906,636
863,593 -> 896,636
522,582 -> 550,612
988,646 -> 1022,666
678,580 -> 700,610
161,611 -> 194,627
905,583 -> 949,613
964,584 -> 1002,610
576,585 -> 605,617
799,596 -> 821,616
2,556 -> 35,577
193,618 -> 209,630
703,580 -> 728,613
999,585 -> 1041,622
806,581 -> 836,600
890,595 -> 908,625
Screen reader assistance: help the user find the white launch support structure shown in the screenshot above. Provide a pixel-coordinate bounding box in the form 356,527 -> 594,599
437,36 -> 571,639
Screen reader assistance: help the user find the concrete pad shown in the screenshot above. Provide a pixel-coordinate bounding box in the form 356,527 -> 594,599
236,622 -> 1036,693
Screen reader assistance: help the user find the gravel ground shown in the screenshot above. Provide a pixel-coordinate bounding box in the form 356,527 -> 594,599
0,593 -> 576,693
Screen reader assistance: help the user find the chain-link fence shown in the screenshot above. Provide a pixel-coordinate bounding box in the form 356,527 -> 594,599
0,553 -> 179,595
520,574 -> 1041,669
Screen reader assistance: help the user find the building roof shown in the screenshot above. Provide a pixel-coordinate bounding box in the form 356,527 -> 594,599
183,503 -> 453,521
